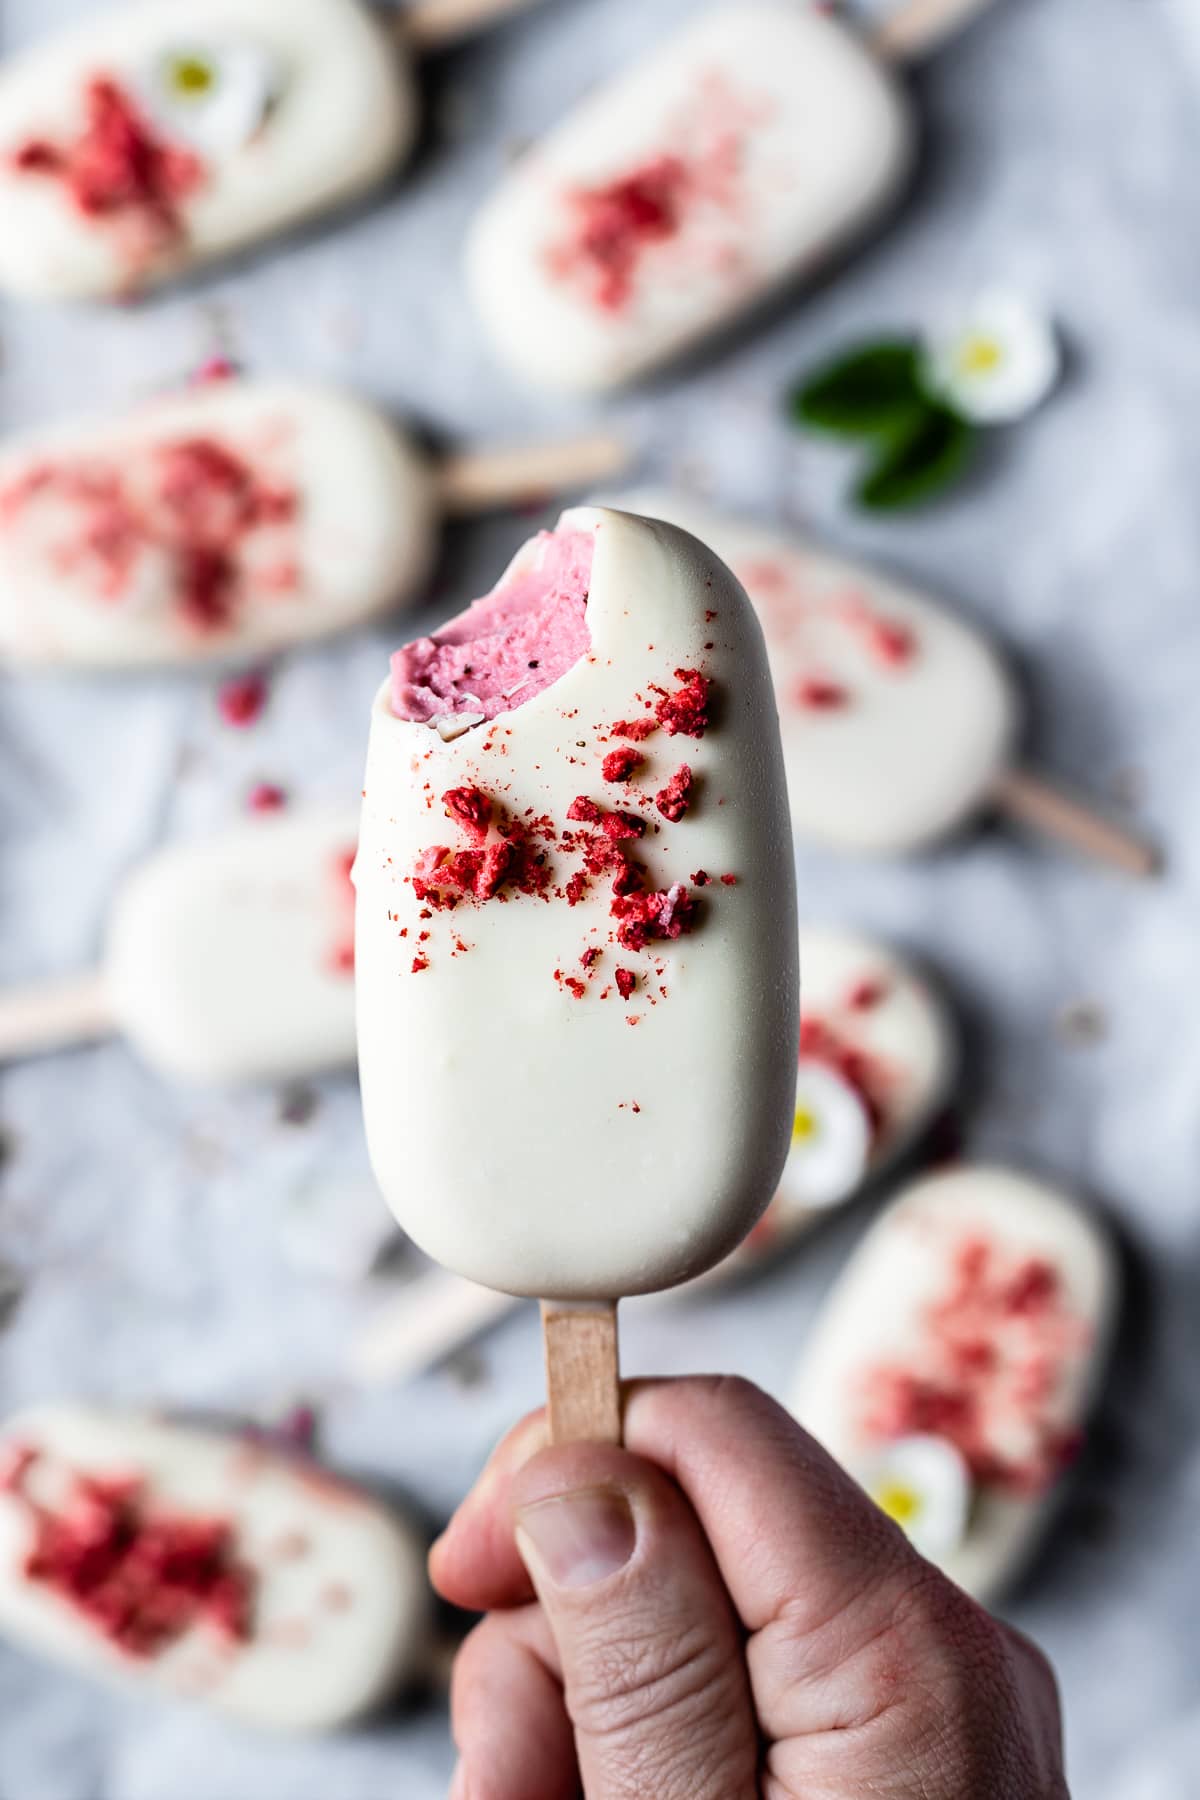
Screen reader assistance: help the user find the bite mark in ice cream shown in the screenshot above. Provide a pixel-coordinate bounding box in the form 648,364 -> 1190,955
0,1443 -> 254,1658
390,527 -> 593,726
11,76 -> 205,268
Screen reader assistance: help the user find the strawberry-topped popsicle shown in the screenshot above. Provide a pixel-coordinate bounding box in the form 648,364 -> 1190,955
354,507 -> 799,1435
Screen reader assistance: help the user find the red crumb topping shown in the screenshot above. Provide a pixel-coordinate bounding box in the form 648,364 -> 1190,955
411,954 -> 429,973
842,595 -> 917,668
847,977 -> 888,1011
0,1444 -> 254,1659
691,869 -> 711,886
550,155 -> 689,311
564,977 -> 587,999
611,881 -> 697,952
799,1016 -> 889,1137
580,947 -> 601,968
216,671 -> 268,728
655,764 -> 693,823
611,716 -> 657,742
615,968 -> 637,1000
602,746 -> 643,782
566,796 -> 602,825
0,435 -> 298,634
601,810 -> 646,843
412,792 -> 554,911
654,669 -> 711,738
246,782 -> 286,814
858,1237 -> 1090,1495
442,787 -> 493,837
12,77 -> 204,270
565,871 -> 588,906
794,677 -> 850,711
720,872 -> 738,886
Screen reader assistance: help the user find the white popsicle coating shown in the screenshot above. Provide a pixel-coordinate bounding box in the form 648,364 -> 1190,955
0,379 -> 438,670
106,808 -> 359,1082
0,0 -> 415,301
466,2 -> 913,392
791,1167 -> 1119,1601
0,1406 -> 430,1732
721,925 -> 955,1272
355,506 -> 799,1300
617,494 -> 1017,853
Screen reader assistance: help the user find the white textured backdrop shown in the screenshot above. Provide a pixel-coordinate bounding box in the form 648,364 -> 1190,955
1,0 -> 1198,1794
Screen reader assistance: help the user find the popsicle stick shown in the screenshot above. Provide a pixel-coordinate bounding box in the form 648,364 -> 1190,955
540,1300 -> 622,1446
0,971 -> 113,1062
347,1269 -> 522,1384
436,433 -> 630,516
870,0 -> 996,62
991,769 -> 1160,879
400,0 -> 540,54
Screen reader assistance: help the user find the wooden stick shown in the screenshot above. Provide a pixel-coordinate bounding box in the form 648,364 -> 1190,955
992,768 -> 1161,879
0,971 -> 113,1062
399,0 -> 541,55
870,0 -> 996,63
540,1300 -> 622,1445
347,1270 -> 522,1384
436,433 -> 630,516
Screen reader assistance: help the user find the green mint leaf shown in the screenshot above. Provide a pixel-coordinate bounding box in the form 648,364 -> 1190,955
789,341 -> 923,435
856,407 -> 976,511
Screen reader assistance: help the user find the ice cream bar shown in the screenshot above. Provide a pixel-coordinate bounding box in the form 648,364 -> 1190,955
0,377 -> 627,671
717,925 -> 955,1275
0,1405 -> 431,1731
0,808 -> 360,1083
465,2 -> 914,392
0,0 -> 539,302
355,506 -> 799,1309
617,494 -> 1158,875
790,1167 -> 1118,1600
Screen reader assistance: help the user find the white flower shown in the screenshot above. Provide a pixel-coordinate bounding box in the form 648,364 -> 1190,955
921,291 -> 1061,424
139,42 -> 281,156
862,1435 -> 972,1560
782,1060 -> 873,1211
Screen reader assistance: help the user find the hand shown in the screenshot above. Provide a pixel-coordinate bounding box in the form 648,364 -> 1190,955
430,1376 -> 1069,1800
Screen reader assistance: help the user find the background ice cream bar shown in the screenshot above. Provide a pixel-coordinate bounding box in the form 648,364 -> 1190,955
790,1166 -> 1119,1601
465,1 -> 915,392
0,0 -> 540,301
0,809 -> 360,1083
0,377 -> 627,670
616,493 -> 1158,876
0,1406 -> 432,1731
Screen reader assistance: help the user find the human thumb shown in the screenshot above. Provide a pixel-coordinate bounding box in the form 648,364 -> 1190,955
510,1442 -> 760,1800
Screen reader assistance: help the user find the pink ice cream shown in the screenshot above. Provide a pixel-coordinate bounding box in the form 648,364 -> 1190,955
390,526 -> 593,724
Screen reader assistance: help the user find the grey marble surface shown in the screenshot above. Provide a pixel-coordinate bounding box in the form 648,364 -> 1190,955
1,0 -> 1199,1794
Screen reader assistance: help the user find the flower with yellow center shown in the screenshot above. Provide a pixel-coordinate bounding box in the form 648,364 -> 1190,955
922,291 -> 1061,424
140,41 -> 281,155
861,1435 -> 972,1561
781,1060 -> 873,1213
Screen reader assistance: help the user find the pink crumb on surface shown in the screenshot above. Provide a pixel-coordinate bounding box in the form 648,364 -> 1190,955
390,527 -> 594,724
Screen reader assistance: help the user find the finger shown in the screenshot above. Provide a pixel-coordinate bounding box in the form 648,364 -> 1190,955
431,1408 -> 547,1611
622,1376 -> 911,1637
450,1604 -> 578,1800
510,1441 -> 760,1800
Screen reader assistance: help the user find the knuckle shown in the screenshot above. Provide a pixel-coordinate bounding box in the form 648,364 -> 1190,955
567,1611 -> 751,1796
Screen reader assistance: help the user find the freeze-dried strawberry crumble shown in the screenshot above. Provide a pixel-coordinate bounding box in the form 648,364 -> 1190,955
11,76 -> 204,272
0,1444 -> 254,1658
0,434 -> 298,633
857,1237 -> 1090,1495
